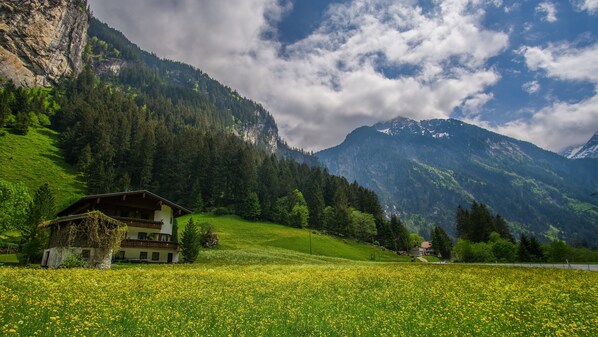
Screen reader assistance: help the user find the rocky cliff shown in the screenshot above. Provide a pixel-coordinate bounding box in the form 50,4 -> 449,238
0,0 -> 89,87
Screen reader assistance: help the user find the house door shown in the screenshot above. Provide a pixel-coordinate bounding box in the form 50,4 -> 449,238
42,251 -> 50,266
167,253 -> 173,263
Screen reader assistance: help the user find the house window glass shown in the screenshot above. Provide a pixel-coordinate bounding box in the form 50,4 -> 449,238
152,252 -> 159,261
81,249 -> 91,260
138,232 -> 147,240
114,251 -> 125,260
140,251 -> 148,260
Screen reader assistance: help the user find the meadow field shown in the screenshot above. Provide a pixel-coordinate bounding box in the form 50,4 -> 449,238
1,262 -> 596,336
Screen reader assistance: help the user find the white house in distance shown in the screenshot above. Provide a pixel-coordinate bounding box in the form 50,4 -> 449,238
41,190 -> 192,268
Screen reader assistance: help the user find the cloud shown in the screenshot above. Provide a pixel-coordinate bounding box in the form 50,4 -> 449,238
522,80 -> 540,94
573,0 -> 598,14
536,2 -> 558,22
495,42 -> 598,151
89,0 -> 508,151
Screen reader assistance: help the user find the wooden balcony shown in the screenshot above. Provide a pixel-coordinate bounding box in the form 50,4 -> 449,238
121,239 -> 179,251
112,216 -> 163,230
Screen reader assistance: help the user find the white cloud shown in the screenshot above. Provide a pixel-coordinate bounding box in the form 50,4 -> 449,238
89,0 -> 508,151
536,2 -> 558,22
522,80 -> 540,94
573,0 -> 598,14
520,43 -> 598,82
495,42 -> 598,151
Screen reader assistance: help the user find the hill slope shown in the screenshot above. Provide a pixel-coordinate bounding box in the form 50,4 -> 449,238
0,127 -> 85,208
86,18 -> 316,164
176,214 -> 409,264
317,117 -> 598,246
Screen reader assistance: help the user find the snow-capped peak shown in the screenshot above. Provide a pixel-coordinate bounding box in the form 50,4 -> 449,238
565,132 -> 598,159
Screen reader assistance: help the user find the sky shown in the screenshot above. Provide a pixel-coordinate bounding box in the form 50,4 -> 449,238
88,0 -> 598,152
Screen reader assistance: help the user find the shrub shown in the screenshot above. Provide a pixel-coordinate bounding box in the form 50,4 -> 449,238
60,254 -> 86,268
212,207 -> 232,216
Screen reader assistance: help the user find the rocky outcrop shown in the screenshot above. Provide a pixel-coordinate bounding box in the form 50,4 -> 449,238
0,0 -> 89,87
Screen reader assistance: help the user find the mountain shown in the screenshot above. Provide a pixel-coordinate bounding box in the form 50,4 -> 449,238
317,116 -> 598,246
561,132 -> 598,159
85,18 -> 315,164
0,0 -> 315,164
0,0 -> 88,86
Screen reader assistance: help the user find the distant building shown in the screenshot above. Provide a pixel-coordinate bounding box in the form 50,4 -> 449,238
41,190 -> 191,268
411,241 -> 434,258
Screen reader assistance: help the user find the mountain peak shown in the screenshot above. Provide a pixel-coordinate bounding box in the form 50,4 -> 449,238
563,131 -> 598,159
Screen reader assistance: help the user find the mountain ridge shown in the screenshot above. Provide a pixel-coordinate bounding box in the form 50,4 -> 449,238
317,116 -> 598,246
561,132 -> 598,159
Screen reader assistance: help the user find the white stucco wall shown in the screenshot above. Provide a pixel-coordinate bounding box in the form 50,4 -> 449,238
115,248 -> 179,263
41,247 -> 112,269
154,204 -> 173,235
125,227 -> 161,240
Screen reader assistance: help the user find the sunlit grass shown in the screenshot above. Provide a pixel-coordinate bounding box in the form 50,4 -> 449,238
1,264 -> 595,336
178,214 -> 408,263
0,127 -> 85,209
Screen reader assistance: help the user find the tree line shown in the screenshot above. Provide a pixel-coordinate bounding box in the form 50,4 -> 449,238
50,69 -> 400,247
453,201 -> 598,263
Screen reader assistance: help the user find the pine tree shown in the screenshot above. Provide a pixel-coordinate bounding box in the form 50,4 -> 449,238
431,226 -> 452,259
241,192 -> 261,221
518,234 -> 531,262
20,184 -> 55,264
528,235 -> 545,262
180,218 -> 201,263
389,214 -> 410,252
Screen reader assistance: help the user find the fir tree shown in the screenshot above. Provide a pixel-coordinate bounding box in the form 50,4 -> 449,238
20,184 -> 55,264
241,192 -> 261,221
180,218 -> 201,263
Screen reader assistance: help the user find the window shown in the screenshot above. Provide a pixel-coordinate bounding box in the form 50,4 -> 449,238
152,252 -> 159,261
115,251 -> 125,260
137,232 -> 148,240
81,249 -> 91,260
160,234 -> 169,242
140,252 -> 148,260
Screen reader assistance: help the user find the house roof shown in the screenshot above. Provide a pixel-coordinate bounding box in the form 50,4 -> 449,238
40,211 -> 126,228
57,190 -> 192,217
421,241 -> 432,249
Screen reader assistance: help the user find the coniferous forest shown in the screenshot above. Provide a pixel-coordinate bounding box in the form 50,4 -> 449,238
0,18 -> 399,248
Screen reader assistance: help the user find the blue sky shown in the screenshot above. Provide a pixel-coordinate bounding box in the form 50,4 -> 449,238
89,0 -> 598,152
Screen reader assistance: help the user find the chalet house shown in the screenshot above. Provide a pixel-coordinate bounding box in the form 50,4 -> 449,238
41,190 -> 191,268
411,241 -> 434,258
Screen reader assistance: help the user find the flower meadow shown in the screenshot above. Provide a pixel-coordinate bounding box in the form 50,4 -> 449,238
1,264 -> 596,336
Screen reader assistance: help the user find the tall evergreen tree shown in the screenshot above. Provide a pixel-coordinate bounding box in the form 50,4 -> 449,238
181,218 -> 201,263
19,184 -> 55,264
431,226 -> 452,260
389,214 -> 410,252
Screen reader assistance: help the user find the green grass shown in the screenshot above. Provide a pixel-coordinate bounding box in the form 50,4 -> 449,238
0,127 -> 86,209
178,214 -> 410,263
0,254 -> 18,264
1,264 -> 595,336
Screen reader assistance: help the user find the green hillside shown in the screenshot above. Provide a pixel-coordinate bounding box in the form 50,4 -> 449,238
0,127 -> 86,209
177,214 -> 410,264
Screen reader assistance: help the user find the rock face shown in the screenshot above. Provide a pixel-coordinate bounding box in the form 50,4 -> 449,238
0,0 -> 89,87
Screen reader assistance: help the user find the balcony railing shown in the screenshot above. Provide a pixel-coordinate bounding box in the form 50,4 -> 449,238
121,239 -> 179,251
112,216 -> 163,230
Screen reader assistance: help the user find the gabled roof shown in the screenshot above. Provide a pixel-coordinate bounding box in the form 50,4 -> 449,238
57,190 -> 192,217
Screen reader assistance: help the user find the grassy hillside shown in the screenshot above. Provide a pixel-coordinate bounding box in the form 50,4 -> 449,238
0,127 -> 86,209
177,214 -> 409,263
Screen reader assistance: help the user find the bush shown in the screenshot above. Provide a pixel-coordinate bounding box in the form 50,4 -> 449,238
454,240 -> 495,262
212,207 -> 232,216
60,254 -> 86,268
200,224 -> 219,248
